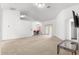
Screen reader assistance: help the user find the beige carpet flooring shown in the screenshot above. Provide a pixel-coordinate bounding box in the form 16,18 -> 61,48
1,35 -> 79,55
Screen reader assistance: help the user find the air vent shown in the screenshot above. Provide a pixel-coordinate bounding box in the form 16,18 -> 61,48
10,8 -> 16,10
47,6 -> 51,8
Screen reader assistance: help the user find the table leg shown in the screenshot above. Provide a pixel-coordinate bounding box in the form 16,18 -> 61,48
72,52 -> 74,55
72,51 -> 77,55
57,45 -> 60,54
74,51 -> 77,55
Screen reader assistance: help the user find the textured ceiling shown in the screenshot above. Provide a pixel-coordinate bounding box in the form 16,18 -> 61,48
1,3 -> 79,21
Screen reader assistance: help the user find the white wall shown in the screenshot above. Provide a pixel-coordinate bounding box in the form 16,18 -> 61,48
2,10 -> 33,40
42,20 -> 56,36
55,5 -> 79,40
55,10 -> 66,40
42,5 -> 79,40
0,5 -> 2,40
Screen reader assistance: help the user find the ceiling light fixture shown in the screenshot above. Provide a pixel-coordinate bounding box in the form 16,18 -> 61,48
34,3 -> 45,8
20,15 -> 26,18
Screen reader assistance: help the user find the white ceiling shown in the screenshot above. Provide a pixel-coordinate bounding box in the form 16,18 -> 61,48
1,3 -> 79,21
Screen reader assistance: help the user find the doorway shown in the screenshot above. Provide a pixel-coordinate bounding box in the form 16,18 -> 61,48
71,22 -> 77,40
68,18 -> 77,42
44,24 -> 53,36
